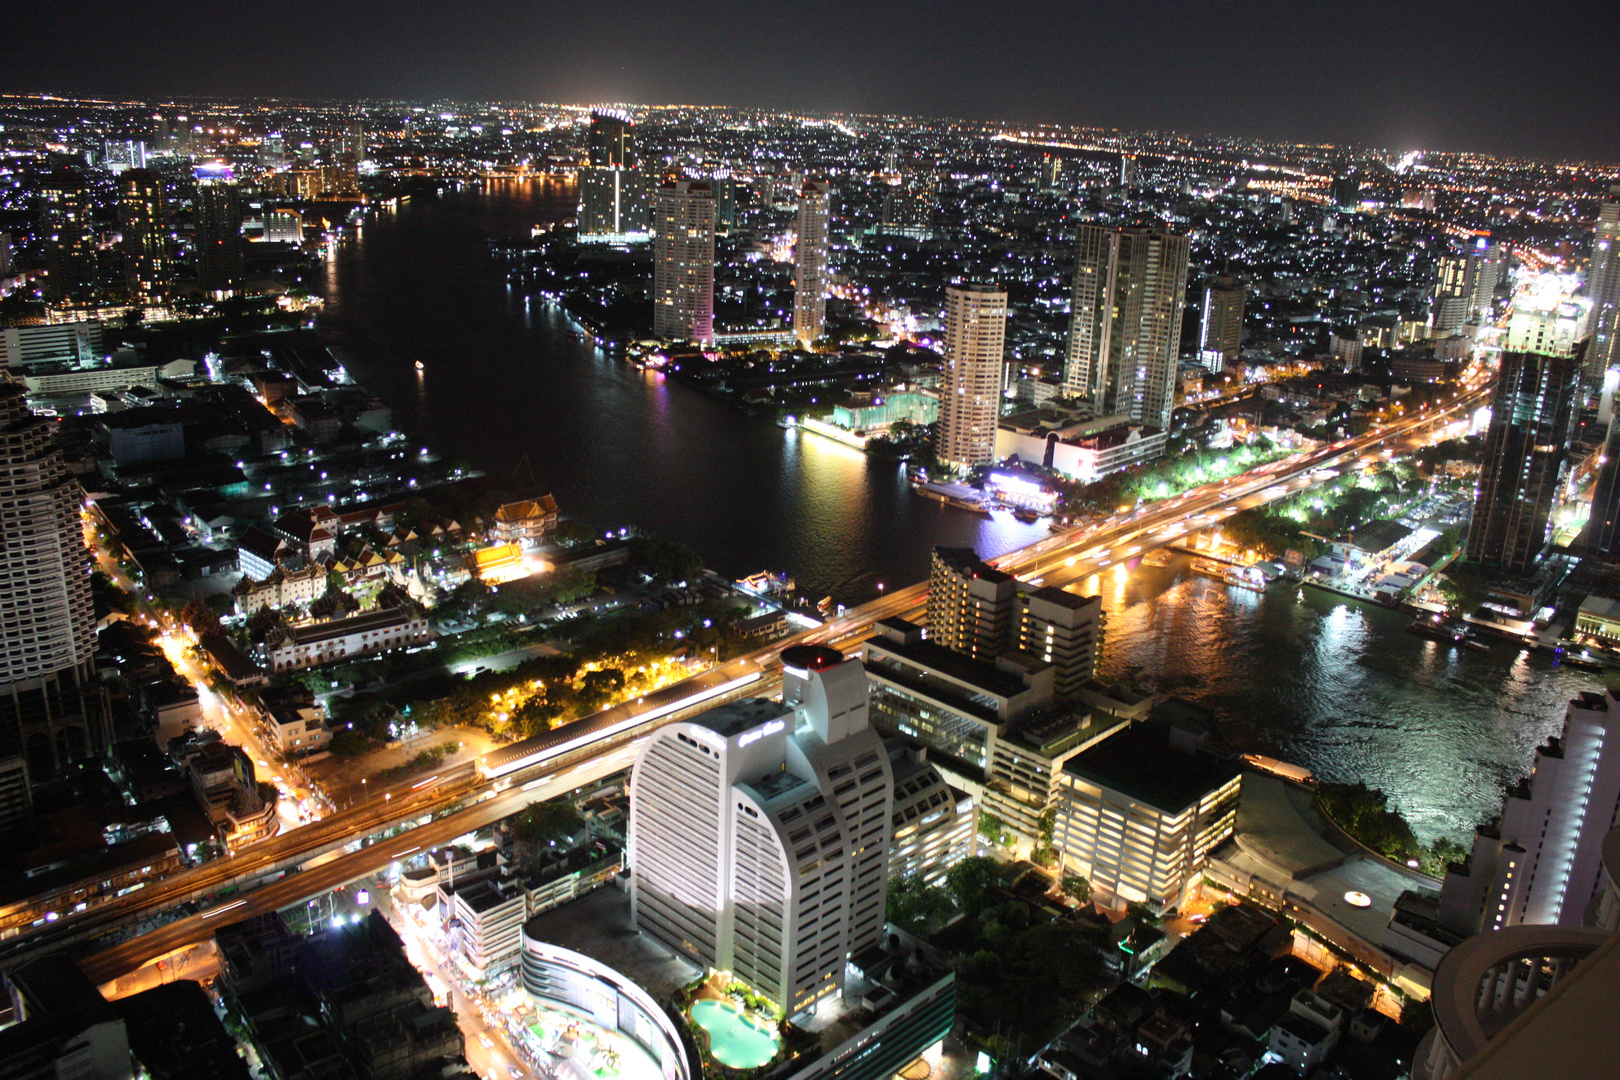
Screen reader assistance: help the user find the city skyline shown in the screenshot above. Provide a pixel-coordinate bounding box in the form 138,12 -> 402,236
0,0 -> 1616,162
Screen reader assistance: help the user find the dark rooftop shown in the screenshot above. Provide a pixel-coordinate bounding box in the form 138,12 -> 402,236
864,634 -> 1029,701
1063,727 -> 1240,813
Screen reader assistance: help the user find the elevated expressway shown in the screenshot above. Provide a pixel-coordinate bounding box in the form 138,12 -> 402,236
70,386 -> 1485,985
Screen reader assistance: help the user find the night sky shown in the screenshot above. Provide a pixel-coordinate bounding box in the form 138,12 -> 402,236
8,0 -> 1618,161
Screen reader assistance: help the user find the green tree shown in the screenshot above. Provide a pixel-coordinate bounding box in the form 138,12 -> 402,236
1060,874 -> 1092,904
509,799 -> 585,847
629,537 -> 704,585
180,597 -> 223,639
886,875 -> 955,932
977,810 -> 1010,847
945,856 -> 1003,918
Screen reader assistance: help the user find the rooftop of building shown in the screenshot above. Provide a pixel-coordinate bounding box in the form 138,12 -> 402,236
1340,518 -> 1413,554
933,546 -> 1013,586
283,605 -> 421,646
494,496 -> 558,520
1022,584 -> 1103,612
864,628 -> 1031,702
1062,726 -> 1239,813
688,697 -> 794,740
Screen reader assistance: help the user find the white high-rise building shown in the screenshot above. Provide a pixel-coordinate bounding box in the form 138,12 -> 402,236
0,384 -> 105,783
1586,186 -> 1620,381
793,180 -> 831,347
1062,225 -> 1190,432
935,283 -> 1007,469
1431,251 -> 1479,338
1436,689 -> 1620,935
628,645 -> 892,1017
652,180 -> 716,345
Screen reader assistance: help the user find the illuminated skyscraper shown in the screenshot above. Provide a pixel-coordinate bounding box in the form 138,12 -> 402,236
1063,225 -> 1190,432
1198,275 -> 1244,371
0,384 -> 107,783
118,169 -> 169,301
1433,689 -> 1620,935
195,180 -> 243,297
1586,186 -> 1620,381
878,173 -> 935,240
628,645 -> 892,1017
936,283 -> 1007,469
792,180 -> 831,347
1432,242 -> 1502,339
1467,298 -> 1585,573
651,180 -> 715,344
578,111 -> 649,243
37,170 -> 99,305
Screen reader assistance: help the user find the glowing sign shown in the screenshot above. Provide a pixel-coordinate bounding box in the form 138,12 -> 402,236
738,719 -> 786,747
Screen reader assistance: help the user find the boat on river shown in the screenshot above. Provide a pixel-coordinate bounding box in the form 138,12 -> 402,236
1408,614 -> 1467,644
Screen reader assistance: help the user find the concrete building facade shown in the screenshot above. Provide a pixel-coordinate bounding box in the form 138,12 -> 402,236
1063,225 -> 1190,432
935,283 -> 1007,469
628,645 -> 893,1017
794,181 -> 832,347
652,181 -> 716,345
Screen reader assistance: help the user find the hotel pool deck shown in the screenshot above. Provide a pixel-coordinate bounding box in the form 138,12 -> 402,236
689,999 -> 781,1069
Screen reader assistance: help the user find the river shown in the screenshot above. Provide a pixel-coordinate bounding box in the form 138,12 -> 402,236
316,179 -> 1592,843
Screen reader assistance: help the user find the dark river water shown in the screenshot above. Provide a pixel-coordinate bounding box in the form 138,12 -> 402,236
316,179 -> 1592,843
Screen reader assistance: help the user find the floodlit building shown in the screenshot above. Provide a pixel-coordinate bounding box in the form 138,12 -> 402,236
927,547 -> 1019,660
262,607 -> 433,673
927,547 -> 1102,697
862,618 -> 1121,852
628,645 -> 893,1016
0,321 -> 104,371
794,180 -> 832,346
1052,724 -> 1241,910
1063,225 -> 1190,432
1430,251 -> 1481,338
935,283 -> 1007,469
652,180 -> 716,344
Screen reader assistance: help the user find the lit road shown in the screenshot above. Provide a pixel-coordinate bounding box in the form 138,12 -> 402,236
71,379 -> 1486,983
80,737 -> 645,987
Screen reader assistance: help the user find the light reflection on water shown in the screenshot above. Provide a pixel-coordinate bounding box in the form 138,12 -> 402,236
319,180 -> 1590,846
1102,556 -> 1589,841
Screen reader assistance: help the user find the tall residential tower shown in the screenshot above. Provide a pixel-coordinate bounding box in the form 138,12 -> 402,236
935,283 -> 1007,469
117,169 -> 169,301
1586,186 -> 1620,381
1198,275 -> 1244,371
793,180 -> 831,347
651,181 -> 716,345
1063,225 -> 1190,432
0,385 -> 107,784
1467,295 -> 1585,573
577,110 -> 649,243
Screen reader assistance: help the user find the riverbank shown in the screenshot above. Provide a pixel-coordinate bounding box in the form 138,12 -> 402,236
316,180 -> 1591,849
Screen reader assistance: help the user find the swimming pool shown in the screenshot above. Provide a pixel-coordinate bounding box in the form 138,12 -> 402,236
689,999 -> 780,1069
